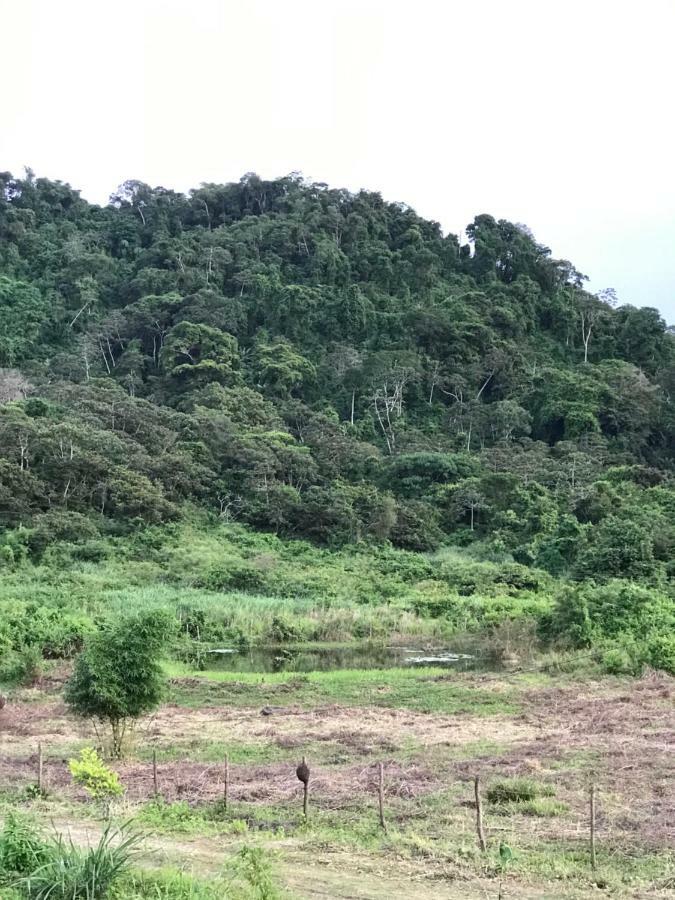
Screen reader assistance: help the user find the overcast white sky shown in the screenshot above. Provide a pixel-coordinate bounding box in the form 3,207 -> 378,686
2,0 -> 674,321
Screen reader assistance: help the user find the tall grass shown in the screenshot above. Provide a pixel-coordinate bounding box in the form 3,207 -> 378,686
0,521 -> 553,660
12,823 -> 141,900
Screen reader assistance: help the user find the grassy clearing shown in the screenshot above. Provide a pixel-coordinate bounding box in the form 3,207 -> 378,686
165,665 -> 519,716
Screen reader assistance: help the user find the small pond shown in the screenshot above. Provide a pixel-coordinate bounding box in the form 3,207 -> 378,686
197,641 -> 500,674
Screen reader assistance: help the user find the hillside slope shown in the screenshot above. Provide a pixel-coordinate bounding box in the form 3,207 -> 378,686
0,170 -> 673,585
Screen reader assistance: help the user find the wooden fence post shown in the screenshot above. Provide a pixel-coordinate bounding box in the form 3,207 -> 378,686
223,752 -> 229,810
590,784 -> 597,870
37,743 -> 43,794
152,748 -> 159,799
296,756 -> 310,820
378,762 -> 387,832
474,774 -> 487,852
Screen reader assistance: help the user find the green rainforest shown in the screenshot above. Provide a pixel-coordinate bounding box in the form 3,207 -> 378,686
0,170 -> 673,676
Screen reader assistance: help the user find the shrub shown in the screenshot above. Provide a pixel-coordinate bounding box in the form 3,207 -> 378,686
26,511 -> 100,560
138,800 -> 202,834
203,561 -> 269,593
69,748 -> 124,815
0,814 -> 46,878
540,580 -> 675,650
268,615 -> 304,643
0,646 -> 43,686
231,846 -> 280,900
65,610 -> 174,757
646,634 -> 675,675
111,869 -> 226,898
487,778 -> 555,805
601,644 -> 638,676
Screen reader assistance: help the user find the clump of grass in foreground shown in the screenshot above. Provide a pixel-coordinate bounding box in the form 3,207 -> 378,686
0,816 -> 140,900
0,813 -> 47,879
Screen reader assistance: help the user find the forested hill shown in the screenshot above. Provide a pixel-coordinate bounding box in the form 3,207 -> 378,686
0,170 -> 673,582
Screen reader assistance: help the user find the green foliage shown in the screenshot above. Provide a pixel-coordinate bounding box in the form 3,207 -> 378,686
0,170 -> 671,574
15,823 -> 140,900
0,814 -> 46,879
0,276 -> 48,365
230,846 -> 280,900
0,645 -> 43,686
162,321 -> 239,385
110,869 -> 231,899
69,748 -> 124,805
0,169 -> 673,670
65,611 -> 174,757
541,580 -> 675,659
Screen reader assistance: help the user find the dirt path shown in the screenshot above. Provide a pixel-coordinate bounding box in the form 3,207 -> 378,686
43,817 -> 568,900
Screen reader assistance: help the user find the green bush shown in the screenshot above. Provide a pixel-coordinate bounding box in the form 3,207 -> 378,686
0,645 -> 43,686
203,561 -> 269,593
0,814 -> 46,879
110,869 -> 226,898
268,615 -> 305,643
231,846 -> 280,900
26,511 -> 101,561
65,611 -> 175,757
645,633 -> 675,675
540,580 -> 675,650
69,748 -> 124,812
601,644 -> 638,676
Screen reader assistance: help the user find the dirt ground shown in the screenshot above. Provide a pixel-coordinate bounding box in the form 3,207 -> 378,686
1,669 -> 673,898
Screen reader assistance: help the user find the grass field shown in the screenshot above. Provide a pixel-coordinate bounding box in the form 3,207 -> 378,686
1,663 -> 673,898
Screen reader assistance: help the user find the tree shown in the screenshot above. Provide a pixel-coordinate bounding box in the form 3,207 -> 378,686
253,335 -> 315,397
0,276 -> 48,365
573,516 -> 658,582
451,478 -> 489,532
0,369 -> 32,404
64,611 -> 174,757
161,321 -> 239,385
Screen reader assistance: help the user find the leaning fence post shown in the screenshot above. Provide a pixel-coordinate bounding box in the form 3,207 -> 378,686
474,774 -> 487,852
37,743 -> 43,794
378,762 -> 387,832
152,748 -> 159,799
590,784 -> 597,870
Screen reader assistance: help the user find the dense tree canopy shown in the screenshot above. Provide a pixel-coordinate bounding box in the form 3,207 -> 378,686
0,169 -> 673,585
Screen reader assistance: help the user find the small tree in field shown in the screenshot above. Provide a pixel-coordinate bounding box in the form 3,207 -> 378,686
65,611 -> 174,758
69,747 -> 124,817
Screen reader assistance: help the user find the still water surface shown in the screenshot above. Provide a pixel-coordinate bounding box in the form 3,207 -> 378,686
200,642 -> 498,674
